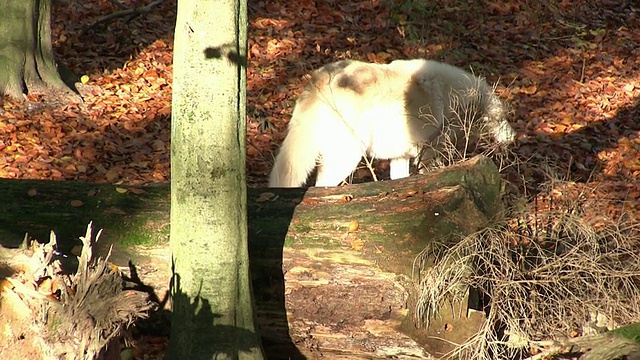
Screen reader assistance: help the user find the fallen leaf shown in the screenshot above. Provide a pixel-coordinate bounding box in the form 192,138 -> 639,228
256,191 -> 276,202
0,279 -> 14,291
108,263 -> 121,273
348,220 -> 359,233
70,199 -> 83,207
341,195 -> 354,203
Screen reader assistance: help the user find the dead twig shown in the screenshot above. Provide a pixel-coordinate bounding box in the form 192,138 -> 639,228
83,0 -> 165,33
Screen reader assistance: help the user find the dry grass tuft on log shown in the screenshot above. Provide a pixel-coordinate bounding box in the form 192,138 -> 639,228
413,182 -> 640,360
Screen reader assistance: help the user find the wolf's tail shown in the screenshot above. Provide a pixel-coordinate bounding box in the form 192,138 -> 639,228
268,118 -> 321,187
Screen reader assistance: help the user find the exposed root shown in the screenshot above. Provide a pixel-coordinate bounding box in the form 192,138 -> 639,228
0,222 -> 156,360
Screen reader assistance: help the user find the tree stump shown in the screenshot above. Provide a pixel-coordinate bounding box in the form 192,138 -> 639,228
0,224 -> 155,360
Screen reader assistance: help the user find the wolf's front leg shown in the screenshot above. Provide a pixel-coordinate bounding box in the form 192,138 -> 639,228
389,158 -> 410,180
315,142 -> 363,187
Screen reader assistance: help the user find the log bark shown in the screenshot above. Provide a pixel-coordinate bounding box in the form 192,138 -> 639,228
250,155 -> 503,276
248,155 -> 504,357
0,179 -> 170,252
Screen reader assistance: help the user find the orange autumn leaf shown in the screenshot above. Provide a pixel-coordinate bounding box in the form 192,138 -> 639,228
351,238 -> 364,251
37,278 -> 53,296
347,220 -> 359,233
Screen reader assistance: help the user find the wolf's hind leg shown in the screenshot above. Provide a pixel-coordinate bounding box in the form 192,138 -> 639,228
389,158 -> 410,179
315,144 -> 363,187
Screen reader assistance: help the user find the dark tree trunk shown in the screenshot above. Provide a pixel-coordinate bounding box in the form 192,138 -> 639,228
0,0 -> 75,99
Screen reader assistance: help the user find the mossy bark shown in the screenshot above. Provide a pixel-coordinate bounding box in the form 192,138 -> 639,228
0,0 -> 75,99
250,155 -> 504,276
167,0 -> 265,359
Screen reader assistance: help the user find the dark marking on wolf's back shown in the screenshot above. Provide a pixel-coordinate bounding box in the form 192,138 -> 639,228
305,61 -> 355,95
336,74 -> 358,92
336,66 -> 379,95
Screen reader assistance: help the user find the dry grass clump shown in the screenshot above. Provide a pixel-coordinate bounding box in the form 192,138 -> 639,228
414,81 -> 516,175
413,184 -> 640,360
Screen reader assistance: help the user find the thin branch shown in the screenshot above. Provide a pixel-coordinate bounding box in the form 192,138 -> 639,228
83,0 -> 165,33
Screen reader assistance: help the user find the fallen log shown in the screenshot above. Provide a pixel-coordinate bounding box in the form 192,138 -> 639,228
0,155 -> 503,268
249,155 -> 504,275
248,155 -> 505,357
0,155 -> 505,358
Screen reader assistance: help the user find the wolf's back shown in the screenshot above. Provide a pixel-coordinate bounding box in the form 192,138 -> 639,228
269,59 -> 515,187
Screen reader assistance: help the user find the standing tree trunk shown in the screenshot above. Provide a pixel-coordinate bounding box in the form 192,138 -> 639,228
167,0 -> 264,359
0,0 -> 74,99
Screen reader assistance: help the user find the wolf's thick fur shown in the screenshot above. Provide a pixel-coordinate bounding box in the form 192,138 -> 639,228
269,59 -> 515,187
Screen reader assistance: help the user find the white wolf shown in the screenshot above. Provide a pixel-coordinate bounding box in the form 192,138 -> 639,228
268,59 -> 516,187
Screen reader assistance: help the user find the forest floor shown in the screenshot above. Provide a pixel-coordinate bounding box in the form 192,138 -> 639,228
1,0 -> 639,358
